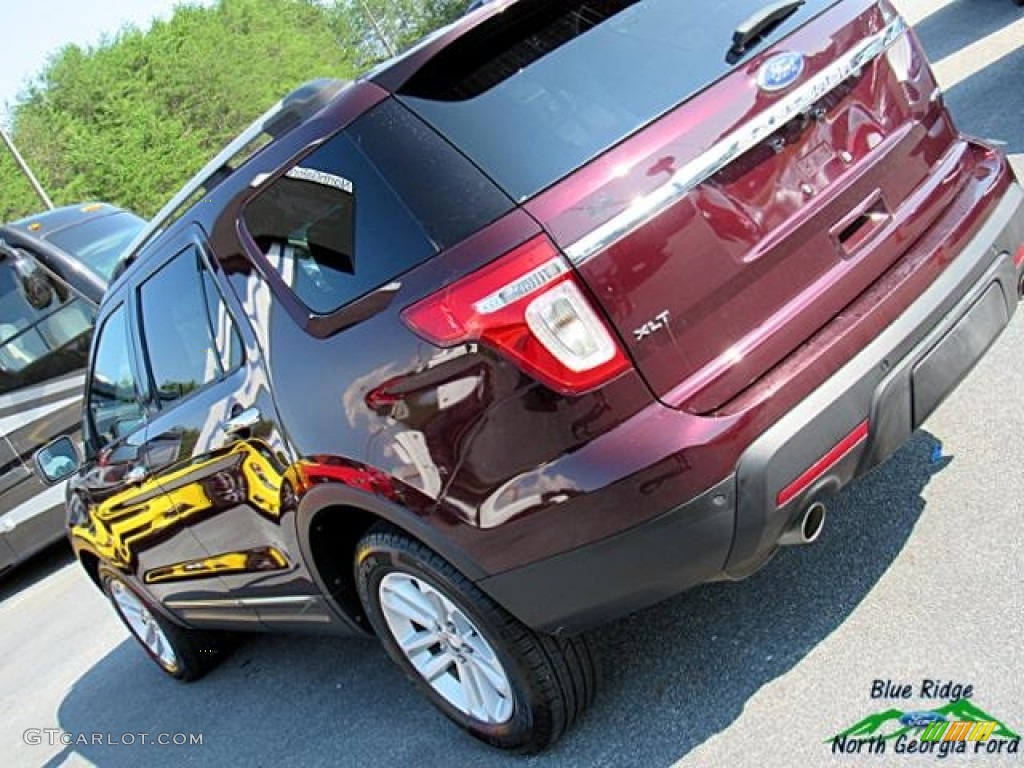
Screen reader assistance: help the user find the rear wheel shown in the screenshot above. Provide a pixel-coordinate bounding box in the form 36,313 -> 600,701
101,568 -> 228,681
355,525 -> 599,753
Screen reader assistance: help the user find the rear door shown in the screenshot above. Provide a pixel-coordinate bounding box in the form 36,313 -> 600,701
538,1 -> 951,414
131,227 -> 297,621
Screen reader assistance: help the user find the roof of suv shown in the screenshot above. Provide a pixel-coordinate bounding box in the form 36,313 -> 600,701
114,79 -> 350,277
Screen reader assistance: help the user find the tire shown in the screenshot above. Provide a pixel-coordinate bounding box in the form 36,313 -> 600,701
355,525 -> 599,753
100,568 -> 228,682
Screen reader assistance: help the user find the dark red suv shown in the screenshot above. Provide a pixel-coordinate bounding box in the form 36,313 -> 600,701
36,0 -> 1024,753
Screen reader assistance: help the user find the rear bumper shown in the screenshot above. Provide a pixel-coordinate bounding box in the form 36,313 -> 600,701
479,180 -> 1024,635
727,181 -> 1023,576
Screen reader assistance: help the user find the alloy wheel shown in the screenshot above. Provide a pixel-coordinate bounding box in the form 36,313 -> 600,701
110,579 -> 179,673
378,572 -> 514,724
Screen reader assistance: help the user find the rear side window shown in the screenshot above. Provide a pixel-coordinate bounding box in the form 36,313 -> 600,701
399,0 -> 837,200
88,305 -> 144,450
242,99 -> 510,315
138,247 -> 243,404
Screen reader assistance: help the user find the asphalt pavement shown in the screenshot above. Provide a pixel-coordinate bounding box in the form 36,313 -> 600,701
1,1 -> 1022,766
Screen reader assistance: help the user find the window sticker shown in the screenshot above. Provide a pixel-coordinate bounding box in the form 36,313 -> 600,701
285,166 -> 354,194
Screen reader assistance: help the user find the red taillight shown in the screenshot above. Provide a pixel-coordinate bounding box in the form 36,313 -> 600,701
402,235 -> 631,394
1014,245 -> 1024,269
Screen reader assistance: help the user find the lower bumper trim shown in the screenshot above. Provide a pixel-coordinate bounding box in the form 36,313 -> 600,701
477,475 -> 736,635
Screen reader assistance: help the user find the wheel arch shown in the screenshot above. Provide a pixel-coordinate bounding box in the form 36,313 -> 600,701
295,483 -> 486,632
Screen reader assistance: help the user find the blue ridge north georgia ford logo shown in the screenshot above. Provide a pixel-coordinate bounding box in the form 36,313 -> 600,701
756,51 -> 806,91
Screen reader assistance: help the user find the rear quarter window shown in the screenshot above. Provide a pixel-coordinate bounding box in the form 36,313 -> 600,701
242,99 -> 511,315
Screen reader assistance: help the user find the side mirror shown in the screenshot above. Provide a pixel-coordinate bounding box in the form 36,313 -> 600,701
16,255 -> 55,310
33,436 -> 82,485
0,239 -> 15,260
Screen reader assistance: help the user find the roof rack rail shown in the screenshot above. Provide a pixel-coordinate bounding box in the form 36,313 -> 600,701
116,78 -> 347,274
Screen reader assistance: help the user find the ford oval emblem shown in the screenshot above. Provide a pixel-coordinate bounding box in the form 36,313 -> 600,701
756,52 -> 805,92
899,711 -> 948,728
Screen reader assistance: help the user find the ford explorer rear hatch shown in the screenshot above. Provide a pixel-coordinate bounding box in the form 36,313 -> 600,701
397,0 -> 965,413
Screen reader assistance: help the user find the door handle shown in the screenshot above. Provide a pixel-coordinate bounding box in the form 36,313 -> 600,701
830,190 -> 891,259
221,407 -> 261,436
124,465 -> 149,485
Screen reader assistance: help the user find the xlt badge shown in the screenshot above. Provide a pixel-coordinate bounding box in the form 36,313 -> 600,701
634,310 -> 670,342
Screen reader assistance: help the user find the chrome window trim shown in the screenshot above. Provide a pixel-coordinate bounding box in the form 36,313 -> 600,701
564,16 -> 908,266
165,595 -> 316,610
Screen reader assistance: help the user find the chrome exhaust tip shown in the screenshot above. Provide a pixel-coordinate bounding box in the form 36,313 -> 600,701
779,501 -> 827,546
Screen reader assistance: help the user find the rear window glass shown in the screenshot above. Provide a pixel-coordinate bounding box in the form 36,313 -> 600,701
399,0 -> 837,201
347,100 -> 512,249
44,211 -> 146,280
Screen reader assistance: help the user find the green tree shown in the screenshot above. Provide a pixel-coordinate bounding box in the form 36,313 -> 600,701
1,0 -> 371,220
0,152 -> 42,222
327,0 -> 466,67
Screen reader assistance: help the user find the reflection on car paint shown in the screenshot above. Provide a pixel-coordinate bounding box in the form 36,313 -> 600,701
144,546 -> 287,584
71,438 -> 291,572
293,456 -> 397,500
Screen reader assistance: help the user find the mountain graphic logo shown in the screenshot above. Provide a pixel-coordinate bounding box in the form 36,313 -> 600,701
828,699 -> 1021,743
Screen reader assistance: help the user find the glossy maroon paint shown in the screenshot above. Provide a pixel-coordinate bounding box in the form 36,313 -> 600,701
183,0 -> 1016,579
525,0 -> 959,415
64,0 -> 1023,642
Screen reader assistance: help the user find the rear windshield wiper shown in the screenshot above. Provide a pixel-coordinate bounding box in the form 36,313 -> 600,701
729,0 -> 805,59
